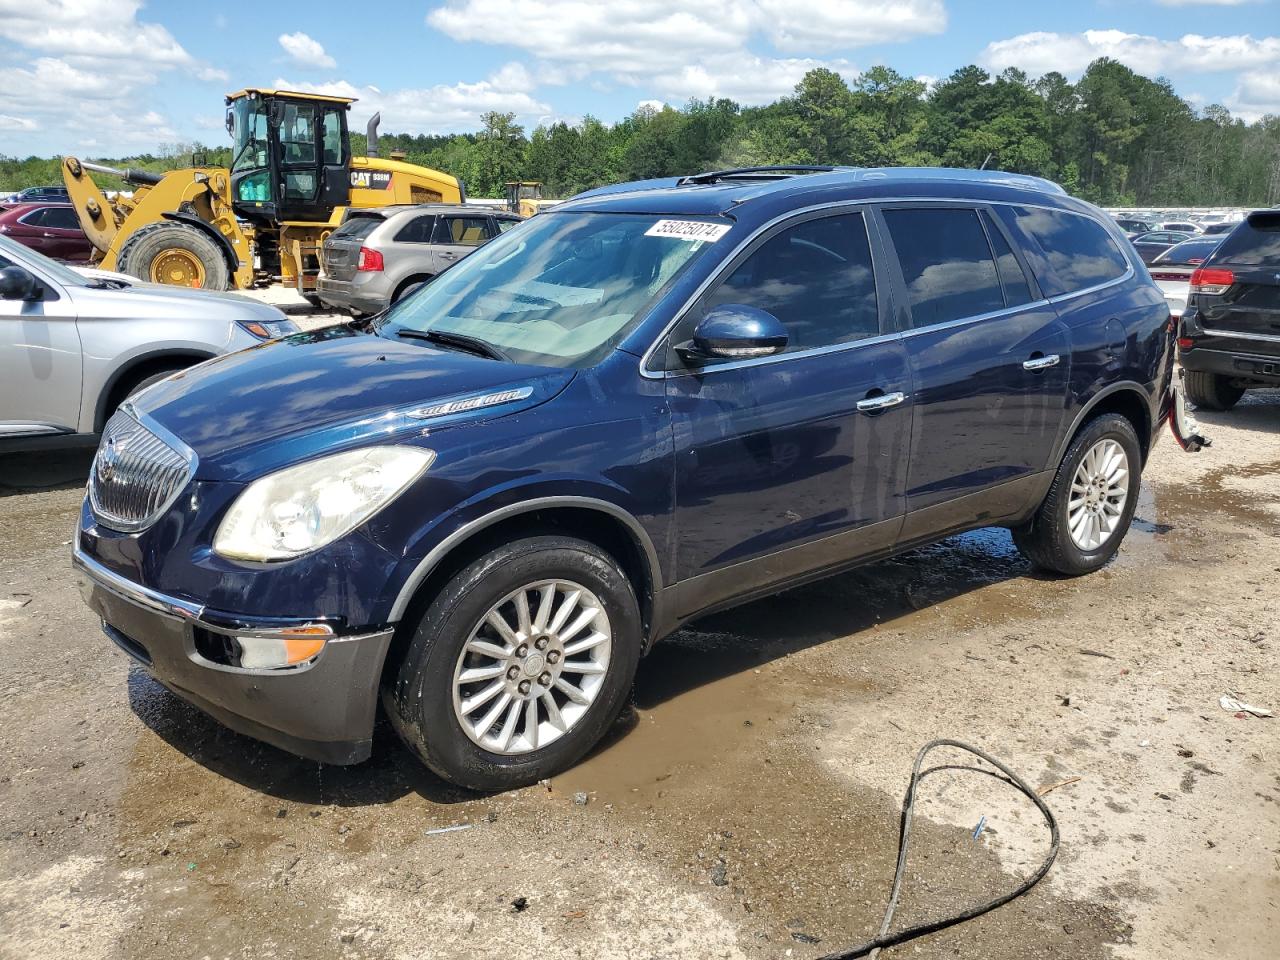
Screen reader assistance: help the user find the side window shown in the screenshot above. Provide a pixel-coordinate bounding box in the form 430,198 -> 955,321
19,208 -> 49,227
496,218 -> 519,233
882,207 -> 1004,328
700,211 -> 879,354
46,208 -> 80,230
394,215 -> 437,244
999,206 -> 1129,296
981,210 -> 1033,307
434,216 -> 492,247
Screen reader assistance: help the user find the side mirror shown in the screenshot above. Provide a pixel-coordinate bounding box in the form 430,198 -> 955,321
677,304 -> 788,364
0,266 -> 40,301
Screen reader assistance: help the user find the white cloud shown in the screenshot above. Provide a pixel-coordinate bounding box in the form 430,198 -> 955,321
980,29 -> 1280,77
654,55 -> 859,105
427,0 -> 935,94
278,31 -> 336,69
0,0 -> 226,151
274,63 -> 552,134
1226,68 -> 1280,120
0,114 -> 37,131
756,0 -> 945,52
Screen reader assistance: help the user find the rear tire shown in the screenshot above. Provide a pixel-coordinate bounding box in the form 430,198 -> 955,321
117,222 -> 230,291
1183,370 -> 1244,411
1012,413 -> 1141,576
392,276 -> 430,303
385,536 -> 641,792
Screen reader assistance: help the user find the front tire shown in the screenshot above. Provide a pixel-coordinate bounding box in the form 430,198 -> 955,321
385,536 -> 641,792
1183,370 -> 1244,411
117,222 -> 230,290
1013,414 -> 1141,576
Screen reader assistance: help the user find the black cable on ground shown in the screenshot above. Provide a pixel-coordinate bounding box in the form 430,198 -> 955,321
816,739 -> 1061,960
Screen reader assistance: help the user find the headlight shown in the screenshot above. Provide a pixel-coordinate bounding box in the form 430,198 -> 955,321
213,446 -> 434,561
239,318 -> 300,340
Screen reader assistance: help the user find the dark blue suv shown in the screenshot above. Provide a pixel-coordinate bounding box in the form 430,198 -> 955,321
74,166 -> 1183,790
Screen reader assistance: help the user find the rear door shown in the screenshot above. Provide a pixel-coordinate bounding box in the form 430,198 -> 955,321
431,214 -> 493,271
876,203 -> 1070,539
40,207 -> 90,261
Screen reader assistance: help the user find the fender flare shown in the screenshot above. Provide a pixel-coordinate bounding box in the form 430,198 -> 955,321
160,211 -> 240,277
387,495 -> 664,624
1049,380 -> 1152,467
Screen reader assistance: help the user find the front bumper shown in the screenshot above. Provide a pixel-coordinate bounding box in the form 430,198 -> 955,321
73,542 -> 393,765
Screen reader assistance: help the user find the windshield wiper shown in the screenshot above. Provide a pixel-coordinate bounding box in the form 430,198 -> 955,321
84,277 -> 130,289
395,328 -> 510,362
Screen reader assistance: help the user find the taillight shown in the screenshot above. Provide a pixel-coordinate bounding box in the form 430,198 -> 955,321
357,246 -> 384,272
1189,266 -> 1233,294
1177,337 -> 1194,350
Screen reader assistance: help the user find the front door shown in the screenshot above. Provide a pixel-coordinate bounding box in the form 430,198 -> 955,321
665,209 -> 913,615
0,255 -> 82,436
875,204 -> 1070,539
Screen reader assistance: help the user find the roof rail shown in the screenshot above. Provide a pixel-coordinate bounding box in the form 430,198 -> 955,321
677,165 -> 843,185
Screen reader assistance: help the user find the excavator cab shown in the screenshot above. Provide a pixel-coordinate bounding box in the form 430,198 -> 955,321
226,89 -> 352,224
504,181 -> 543,218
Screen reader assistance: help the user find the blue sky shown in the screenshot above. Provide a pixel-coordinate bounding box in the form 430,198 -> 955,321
1,0 -> 1277,157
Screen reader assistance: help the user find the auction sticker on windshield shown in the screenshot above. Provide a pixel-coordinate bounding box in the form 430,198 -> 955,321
644,220 -> 732,242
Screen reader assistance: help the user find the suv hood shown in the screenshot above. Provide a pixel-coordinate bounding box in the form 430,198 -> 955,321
133,326 -> 573,480
68,280 -> 286,323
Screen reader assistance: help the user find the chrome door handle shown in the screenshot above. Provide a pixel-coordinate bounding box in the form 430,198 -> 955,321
856,391 -> 906,413
1023,354 -> 1060,371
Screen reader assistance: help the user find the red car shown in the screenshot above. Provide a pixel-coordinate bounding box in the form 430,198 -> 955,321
0,202 -> 93,262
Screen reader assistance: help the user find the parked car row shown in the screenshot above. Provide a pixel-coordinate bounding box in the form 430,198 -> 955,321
72,165 -> 1192,791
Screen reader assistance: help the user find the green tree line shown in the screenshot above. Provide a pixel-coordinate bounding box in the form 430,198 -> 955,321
5,58 -> 1278,206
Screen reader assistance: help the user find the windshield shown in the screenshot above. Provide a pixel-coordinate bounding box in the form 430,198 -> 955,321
377,212 -> 724,368
1153,239 -> 1220,265
0,233 -> 89,287
230,97 -> 269,174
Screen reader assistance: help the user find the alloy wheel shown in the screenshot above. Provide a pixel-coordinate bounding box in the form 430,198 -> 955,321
451,579 -> 612,755
1068,438 -> 1129,551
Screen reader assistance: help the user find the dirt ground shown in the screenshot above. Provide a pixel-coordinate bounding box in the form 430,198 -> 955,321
1,374 -> 1276,960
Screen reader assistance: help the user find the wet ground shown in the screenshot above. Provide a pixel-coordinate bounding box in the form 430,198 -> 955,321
1,391 -> 1277,960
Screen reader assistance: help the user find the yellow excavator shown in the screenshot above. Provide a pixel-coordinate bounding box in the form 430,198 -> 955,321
60,88 -> 464,295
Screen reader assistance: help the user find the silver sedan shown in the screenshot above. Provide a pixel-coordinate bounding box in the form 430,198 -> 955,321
0,235 -> 296,448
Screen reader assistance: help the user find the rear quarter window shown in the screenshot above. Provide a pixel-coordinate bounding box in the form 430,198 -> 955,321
1211,213 -> 1280,266
998,206 -> 1130,297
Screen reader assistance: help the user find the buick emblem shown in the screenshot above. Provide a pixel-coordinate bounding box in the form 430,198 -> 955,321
99,435 -> 119,482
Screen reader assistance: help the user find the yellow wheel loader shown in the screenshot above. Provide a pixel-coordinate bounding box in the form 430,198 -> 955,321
61,89 -> 464,294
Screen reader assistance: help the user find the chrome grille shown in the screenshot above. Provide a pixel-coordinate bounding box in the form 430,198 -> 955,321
88,409 -> 194,532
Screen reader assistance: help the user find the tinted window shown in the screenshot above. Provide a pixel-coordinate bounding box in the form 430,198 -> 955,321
44,208 -> 80,230
394,215 -> 437,244
702,212 -> 878,353
435,216 -> 491,247
321,108 -> 344,165
1151,238 -> 1220,265
1211,212 -> 1280,266
1002,206 -> 1129,294
981,210 -> 1033,307
18,208 -> 50,226
333,215 -> 382,240
883,208 -> 1003,327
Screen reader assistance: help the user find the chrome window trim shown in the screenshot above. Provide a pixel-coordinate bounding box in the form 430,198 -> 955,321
638,196 -> 1135,379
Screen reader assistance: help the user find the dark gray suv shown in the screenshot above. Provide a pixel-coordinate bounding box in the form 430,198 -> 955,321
317,204 -> 522,314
